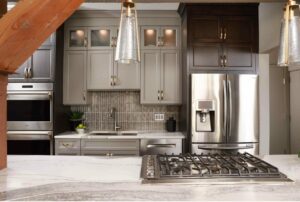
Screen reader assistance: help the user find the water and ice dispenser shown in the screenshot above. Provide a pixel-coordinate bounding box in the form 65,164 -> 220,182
195,100 -> 215,132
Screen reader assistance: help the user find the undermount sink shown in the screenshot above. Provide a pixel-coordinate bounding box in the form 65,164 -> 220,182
89,131 -> 138,136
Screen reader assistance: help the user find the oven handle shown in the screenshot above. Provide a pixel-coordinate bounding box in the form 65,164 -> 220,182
7,131 -> 53,141
7,91 -> 52,97
146,144 -> 176,148
198,145 -> 254,150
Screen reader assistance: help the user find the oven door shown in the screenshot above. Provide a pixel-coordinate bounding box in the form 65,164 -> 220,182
7,131 -> 53,155
7,91 -> 53,131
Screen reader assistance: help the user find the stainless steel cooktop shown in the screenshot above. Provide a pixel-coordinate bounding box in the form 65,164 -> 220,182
141,152 -> 293,184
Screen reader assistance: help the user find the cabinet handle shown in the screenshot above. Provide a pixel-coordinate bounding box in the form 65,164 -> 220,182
224,55 -> 227,66
62,143 -> 73,148
24,67 -> 28,78
158,90 -> 161,100
110,76 -> 114,86
113,76 -> 117,86
84,37 -> 88,47
224,28 -> 227,40
83,92 -> 86,101
220,56 -> 224,67
161,90 -> 164,100
220,28 -> 223,40
27,67 -> 32,78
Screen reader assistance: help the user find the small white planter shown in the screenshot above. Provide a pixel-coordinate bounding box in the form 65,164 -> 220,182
76,128 -> 85,134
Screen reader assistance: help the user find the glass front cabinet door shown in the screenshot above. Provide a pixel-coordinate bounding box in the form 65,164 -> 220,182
66,28 -> 88,50
88,27 -> 118,49
141,26 -> 179,49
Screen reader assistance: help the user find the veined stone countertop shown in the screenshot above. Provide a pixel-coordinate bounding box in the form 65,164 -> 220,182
55,131 -> 186,139
0,155 -> 300,201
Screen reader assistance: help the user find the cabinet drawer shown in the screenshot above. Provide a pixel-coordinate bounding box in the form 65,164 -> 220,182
140,139 -> 182,155
55,139 -> 80,155
81,139 -> 140,150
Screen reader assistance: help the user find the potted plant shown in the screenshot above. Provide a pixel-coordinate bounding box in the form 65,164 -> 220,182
69,111 -> 84,131
76,123 -> 86,134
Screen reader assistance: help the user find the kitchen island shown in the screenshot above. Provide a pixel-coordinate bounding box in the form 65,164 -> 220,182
0,155 -> 299,201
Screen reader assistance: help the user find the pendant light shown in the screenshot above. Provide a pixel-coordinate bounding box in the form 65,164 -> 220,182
115,0 -> 140,64
278,0 -> 300,66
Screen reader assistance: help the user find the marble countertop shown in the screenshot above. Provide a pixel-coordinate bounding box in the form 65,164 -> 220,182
55,131 -> 186,139
0,155 -> 300,201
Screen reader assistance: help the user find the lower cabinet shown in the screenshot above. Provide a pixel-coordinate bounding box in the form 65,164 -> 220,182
81,139 -> 140,156
55,139 -> 81,155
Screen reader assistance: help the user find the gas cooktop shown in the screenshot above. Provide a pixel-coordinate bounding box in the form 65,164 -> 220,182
141,152 -> 293,184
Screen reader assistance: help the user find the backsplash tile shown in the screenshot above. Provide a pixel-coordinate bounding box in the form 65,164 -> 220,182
71,91 -> 180,131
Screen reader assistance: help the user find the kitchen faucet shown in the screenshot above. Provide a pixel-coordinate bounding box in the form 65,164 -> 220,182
110,107 -> 121,131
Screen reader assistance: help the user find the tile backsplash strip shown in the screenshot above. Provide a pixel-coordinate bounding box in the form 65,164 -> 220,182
71,91 -> 180,131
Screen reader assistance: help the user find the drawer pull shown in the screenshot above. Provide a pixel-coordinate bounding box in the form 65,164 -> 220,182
147,144 -> 176,148
62,143 -> 73,148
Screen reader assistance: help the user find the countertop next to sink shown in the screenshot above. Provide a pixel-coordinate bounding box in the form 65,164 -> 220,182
0,155 -> 300,201
55,131 -> 186,139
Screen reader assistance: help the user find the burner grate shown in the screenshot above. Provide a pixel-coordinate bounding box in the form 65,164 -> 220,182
157,152 -> 282,178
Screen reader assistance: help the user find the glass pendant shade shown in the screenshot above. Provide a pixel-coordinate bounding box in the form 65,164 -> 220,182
115,0 -> 140,64
278,8 -> 289,66
278,1 -> 300,66
288,6 -> 300,66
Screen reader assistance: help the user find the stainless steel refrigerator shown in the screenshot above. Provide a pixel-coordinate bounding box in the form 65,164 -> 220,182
191,74 -> 259,154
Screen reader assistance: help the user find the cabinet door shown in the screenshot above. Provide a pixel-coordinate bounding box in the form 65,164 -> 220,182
8,58 -> 31,80
41,33 -> 56,46
65,27 -> 87,50
87,50 -> 114,90
141,26 -> 160,49
160,50 -> 181,104
88,27 -> 117,50
161,26 -> 179,49
223,44 -> 255,71
63,51 -> 87,105
141,50 -> 161,104
190,16 -> 222,43
190,43 -> 223,70
29,47 -> 55,81
222,16 -> 254,44
114,62 -> 140,90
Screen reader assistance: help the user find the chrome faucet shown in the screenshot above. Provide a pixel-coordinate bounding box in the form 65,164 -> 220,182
110,107 -> 121,131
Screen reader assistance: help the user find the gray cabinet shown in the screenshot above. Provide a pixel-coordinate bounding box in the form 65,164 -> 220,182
87,51 -> 140,90
141,49 -> 181,104
81,139 -> 140,156
9,34 -> 56,82
55,139 -> 81,155
63,51 -> 88,105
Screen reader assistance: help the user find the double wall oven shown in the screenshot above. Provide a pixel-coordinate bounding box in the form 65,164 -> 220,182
7,83 -> 53,155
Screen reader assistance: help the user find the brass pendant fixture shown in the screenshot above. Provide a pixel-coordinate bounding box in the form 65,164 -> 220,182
278,0 -> 300,67
115,0 -> 140,64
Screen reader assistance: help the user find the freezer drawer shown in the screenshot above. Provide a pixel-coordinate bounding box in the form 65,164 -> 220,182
140,139 -> 182,155
191,143 -> 259,155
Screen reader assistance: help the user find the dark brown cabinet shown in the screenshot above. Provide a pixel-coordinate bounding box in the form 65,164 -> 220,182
182,4 -> 258,72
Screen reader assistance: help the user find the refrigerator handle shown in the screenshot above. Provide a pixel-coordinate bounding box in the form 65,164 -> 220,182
223,80 -> 227,137
227,80 -> 233,137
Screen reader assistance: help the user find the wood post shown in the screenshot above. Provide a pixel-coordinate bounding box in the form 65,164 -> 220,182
0,0 -> 7,170
0,74 -> 7,170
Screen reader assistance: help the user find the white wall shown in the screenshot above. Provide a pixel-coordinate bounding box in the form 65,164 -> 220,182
259,3 -> 284,53
258,54 -> 270,155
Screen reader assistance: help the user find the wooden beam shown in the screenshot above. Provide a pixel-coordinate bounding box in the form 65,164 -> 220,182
0,0 -> 7,170
0,74 -> 7,170
0,0 -> 84,73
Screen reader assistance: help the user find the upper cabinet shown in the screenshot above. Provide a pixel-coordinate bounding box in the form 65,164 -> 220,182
65,27 -> 118,50
8,33 -> 56,82
141,26 -> 179,49
181,4 -> 258,72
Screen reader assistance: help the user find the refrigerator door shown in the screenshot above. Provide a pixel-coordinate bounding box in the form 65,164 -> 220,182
191,74 -> 227,144
226,74 -> 259,143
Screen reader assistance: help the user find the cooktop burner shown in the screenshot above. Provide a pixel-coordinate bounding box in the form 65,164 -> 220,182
141,153 -> 293,184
